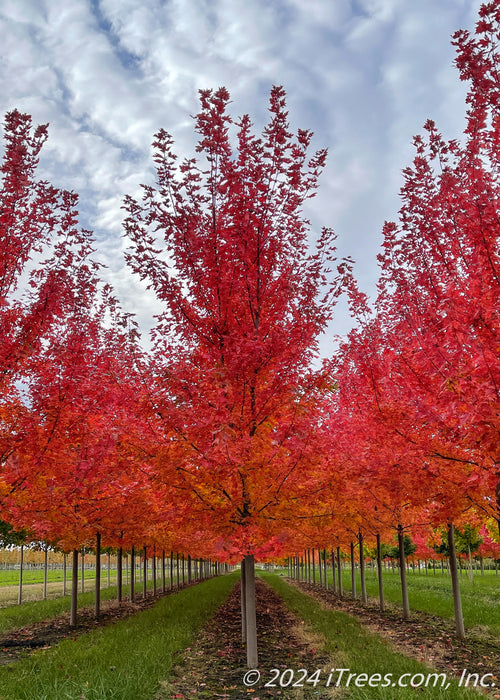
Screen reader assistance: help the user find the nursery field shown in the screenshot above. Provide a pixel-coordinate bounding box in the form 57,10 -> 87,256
0,570 -> 497,699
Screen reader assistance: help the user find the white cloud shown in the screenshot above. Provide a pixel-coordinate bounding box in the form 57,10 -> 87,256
0,0 -> 487,349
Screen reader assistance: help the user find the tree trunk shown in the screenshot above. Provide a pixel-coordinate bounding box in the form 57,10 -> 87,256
376,534 -> 385,612
323,550 -> 328,590
448,523 -> 466,639
359,531 -> 367,603
467,545 -> 473,582
170,551 -> 173,588
350,542 -> 356,599
337,546 -> 343,595
63,552 -> 67,596
331,550 -> 336,593
95,533 -> 101,618
188,554 -> 192,584
176,553 -> 180,588
143,546 -> 147,598
81,549 -> 85,593
241,559 -> 247,643
130,546 -> 135,602
43,545 -> 48,600
117,547 -> 123,603
398,524 -> 410,620
152,548 -> 157,596
244,555 -> 258,668
107,552 -> 111,587
70,549 -> 78,627
17,545 -> 24,605
162,550 -> 166,593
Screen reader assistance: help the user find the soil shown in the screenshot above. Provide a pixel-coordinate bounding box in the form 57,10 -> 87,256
155,577 -> 335,699
291,579 -> 500,698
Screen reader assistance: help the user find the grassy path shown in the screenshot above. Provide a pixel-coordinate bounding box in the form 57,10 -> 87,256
262,573 -> 485,699
0,573 -> 238,700
328,568 -> 500,636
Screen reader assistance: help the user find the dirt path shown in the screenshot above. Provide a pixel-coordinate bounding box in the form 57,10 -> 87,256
291,579 -> 500,697
156,577 -> 335,699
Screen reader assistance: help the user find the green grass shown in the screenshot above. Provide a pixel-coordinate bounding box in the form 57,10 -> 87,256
0,569 -> 102,587
323,567 -> 500,636
0,577 -> 164,635
0,573 -> 238,700
263,572 -> 479,699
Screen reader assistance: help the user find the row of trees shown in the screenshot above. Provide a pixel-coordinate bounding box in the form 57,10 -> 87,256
0,0 -> 499,667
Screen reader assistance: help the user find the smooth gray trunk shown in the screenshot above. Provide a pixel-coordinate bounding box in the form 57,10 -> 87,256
398,525 -> 410,620
63,553 -> 67,596
95,533 -> 101,617
131,546 -> 135,602
244,555 -> 258,668
337,546 -> 342,595
117,547 -> 123,603
153,549 -> 157,596
376,534 -> 385,612
350,542 -> 356,598
43,545 -> 48,600
359,531 -> 367,603
448,523 -> 465,639
81,550 -> 85,593
241,559 -> 247,643
18,545 -> 24,605
70,549 -> 78,627
162,550 -> 166,593
331,549 -> 336,593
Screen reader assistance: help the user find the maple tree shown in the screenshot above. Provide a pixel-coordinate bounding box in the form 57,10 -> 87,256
311,0 -> 500,637
123,85 -> 352,666
372,0 -> 500,536
0,111 -> 102,472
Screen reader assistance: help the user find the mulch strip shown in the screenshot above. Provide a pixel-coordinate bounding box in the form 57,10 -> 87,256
156,577 -> 334,699
291,579 -> 500,697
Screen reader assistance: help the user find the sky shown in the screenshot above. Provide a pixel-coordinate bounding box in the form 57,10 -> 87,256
0,0 -> 483,352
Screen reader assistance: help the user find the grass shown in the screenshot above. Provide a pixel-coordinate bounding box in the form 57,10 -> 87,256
263,572 -> 479,699
0,577 -> 164,635
0,569 -> 101,587
0,567 -> 187,607
322,567 -> 500,636
0,572 -> 238,700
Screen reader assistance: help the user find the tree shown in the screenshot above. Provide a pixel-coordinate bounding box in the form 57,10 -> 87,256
0,110 -> 102,474
123,86 -> 349,666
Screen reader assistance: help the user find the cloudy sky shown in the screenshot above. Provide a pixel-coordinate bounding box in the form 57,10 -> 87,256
0,0 -> 483,351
